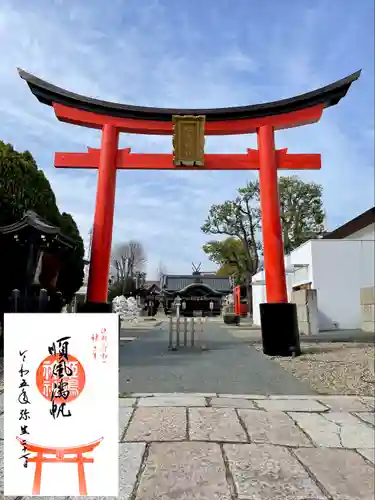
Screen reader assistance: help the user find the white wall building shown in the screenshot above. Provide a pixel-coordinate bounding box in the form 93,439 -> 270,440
252,207 -> 375,331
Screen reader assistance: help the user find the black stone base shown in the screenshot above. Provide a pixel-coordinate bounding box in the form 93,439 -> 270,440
223,313 -> 240,325
78,301 -> 112,313
259,302 -> 301,357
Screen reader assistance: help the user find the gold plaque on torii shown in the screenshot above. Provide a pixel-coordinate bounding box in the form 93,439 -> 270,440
172,115 -> 205,166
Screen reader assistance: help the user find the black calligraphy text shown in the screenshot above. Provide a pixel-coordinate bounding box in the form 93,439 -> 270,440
18,351 -> 31,468
49,337 -> 73,419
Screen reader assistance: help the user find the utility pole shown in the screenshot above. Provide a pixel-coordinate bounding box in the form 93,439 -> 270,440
83,227 -> 94,285
88,226 -> 93,261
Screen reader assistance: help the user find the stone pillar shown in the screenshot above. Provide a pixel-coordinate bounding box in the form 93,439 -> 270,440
360,286 -> 375,332
291,289 -> 319,336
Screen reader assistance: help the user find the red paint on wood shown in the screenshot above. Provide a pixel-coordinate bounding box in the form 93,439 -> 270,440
51,101 -> 325,307
87,124 -> 119,303
234,286 -> 241,315
55,148 -> 321,171
53,102 -> 324,135
257,125 -> 288,303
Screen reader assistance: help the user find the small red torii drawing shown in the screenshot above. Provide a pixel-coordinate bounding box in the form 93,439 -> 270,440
17,436 -> 103,495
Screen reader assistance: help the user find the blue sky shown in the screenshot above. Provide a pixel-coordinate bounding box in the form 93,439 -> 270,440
0,0 -> 374,278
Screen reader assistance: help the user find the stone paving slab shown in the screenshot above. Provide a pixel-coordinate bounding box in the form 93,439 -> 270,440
119,442 -> 145,498
217,393 -> 267,399
358,448 -> 375,464
137,395 -> 207,407
119,397 -> 137,407
136,442 -> 231,499
0,441 -> 3,494
355,411 -> 375,426
119,407 -> 134,440
225,443 -> 327,499
238,409 -> 312,447
360,396 -> 375,410
211,396 -> 258,408
322,412 -> 375,448
189,407 -> 248,442
23,497 -> 69,499
268,394 -> 325,399
316,395 -> 372,412
125,407 -> 187,441
295,447 -> 375,500
152,392 -> 217,397
256,397 -> 329,412
289,411 -> 375,448
1,394 -> 374,499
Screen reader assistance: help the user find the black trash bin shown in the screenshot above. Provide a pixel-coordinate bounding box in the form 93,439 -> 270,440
259,302 -> 301,357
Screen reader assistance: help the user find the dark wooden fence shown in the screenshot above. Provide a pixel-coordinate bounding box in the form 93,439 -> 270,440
0,289 -> 65,356
7,288 -> 64,313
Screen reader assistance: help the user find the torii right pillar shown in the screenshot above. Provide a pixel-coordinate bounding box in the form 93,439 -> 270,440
257,124 -> 301,356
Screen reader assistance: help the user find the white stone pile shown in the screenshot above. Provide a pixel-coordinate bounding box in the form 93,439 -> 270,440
223,293 -> 234,305
221,293 -> 235,315
112,295 -> 141,323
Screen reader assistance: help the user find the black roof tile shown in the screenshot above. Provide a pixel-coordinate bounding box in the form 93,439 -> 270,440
18,69 -> 361,122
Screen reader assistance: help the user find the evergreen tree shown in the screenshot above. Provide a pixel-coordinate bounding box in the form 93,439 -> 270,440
0,140 -> 84,303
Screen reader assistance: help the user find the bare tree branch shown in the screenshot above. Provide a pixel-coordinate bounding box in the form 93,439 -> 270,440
156,261 -> 168,281
111,240 -> 146,294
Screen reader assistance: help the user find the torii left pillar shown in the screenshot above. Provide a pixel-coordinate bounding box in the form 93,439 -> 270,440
84,124 -> 119,312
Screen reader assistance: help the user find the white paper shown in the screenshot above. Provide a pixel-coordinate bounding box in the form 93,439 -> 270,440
3,313 -> 119,497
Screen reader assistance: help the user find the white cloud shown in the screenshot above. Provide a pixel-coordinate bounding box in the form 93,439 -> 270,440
0,0 -> 373,278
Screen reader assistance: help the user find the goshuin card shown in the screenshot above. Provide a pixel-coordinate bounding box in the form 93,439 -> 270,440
3,313 -> 119,497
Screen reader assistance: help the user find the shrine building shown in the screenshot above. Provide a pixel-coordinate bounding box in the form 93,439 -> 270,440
161,269 -> 232,316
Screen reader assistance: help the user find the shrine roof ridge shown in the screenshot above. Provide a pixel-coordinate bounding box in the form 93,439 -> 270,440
18,68 -> 361,122
0,210 -> 77,247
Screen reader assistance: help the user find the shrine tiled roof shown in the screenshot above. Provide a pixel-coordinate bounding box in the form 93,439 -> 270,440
0,210 -> 76,248
323,206 -> 375,239
144,280 -> 161,289
162,275 -> 232,293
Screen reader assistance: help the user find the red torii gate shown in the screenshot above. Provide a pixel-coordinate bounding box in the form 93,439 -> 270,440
18,69 -> 360,355
17,436 -> 103,496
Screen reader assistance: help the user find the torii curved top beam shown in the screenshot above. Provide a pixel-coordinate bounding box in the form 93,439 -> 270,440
18,68 -> 361,123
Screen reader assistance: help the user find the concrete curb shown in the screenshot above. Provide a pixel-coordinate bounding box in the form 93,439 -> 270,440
117,392 -> 375,405
120,320 -> 164,330
231,334 -> 375,344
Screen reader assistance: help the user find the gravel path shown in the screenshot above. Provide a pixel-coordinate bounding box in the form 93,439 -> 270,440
119,322 -> 314,395
254,342 -> 375,396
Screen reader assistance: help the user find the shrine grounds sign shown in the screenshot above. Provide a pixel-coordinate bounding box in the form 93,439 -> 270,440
3,313 -> 119,497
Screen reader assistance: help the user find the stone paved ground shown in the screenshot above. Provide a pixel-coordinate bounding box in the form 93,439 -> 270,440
119,322 -> 315,395
120,319 -> 163,331
1,393 -> 374,499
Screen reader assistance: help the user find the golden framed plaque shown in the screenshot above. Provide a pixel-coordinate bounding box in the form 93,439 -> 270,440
172,115 -> 205,166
